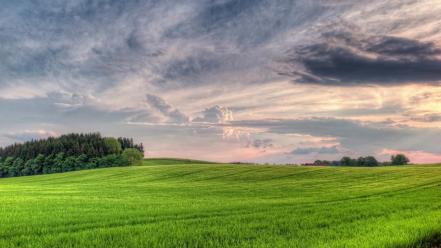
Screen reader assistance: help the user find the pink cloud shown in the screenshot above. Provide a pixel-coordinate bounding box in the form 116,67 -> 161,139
5,130 -> 58,142
381,149 -> 441,164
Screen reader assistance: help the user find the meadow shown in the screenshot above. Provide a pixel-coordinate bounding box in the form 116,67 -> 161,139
1,159 -> 441,247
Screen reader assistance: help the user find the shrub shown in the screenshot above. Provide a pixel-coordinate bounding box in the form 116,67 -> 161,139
122,148 -> 144,166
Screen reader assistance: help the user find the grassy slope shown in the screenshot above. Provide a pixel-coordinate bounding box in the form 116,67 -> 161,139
1,160 -> 441,247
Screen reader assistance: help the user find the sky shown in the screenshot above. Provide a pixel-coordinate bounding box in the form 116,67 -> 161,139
2,0 -> 441,163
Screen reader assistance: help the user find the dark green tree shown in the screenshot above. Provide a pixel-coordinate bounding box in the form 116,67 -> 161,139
23,159 -> 34,176
0,133 -> 144,178
76,154 -> 88,170
62,156 -> 76,172
391,154 -> 409,165
364,156 -> 378,167
52,153 -> 64,173
32,154 -> 45,174
340,157 -> 357,166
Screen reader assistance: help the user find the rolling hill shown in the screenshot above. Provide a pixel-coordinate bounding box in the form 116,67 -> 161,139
1,159 -> 441,247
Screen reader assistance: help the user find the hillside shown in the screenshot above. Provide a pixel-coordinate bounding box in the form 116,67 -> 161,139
1,161 -> 441,247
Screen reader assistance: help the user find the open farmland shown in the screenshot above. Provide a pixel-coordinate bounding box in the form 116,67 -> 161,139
1,160 -> 441,247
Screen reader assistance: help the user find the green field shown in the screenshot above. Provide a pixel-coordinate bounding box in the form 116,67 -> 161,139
1,160 -> 441,247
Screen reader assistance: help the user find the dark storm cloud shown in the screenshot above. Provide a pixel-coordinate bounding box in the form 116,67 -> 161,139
281,29 -> 441,85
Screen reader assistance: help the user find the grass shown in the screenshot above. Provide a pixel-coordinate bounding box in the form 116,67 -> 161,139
1,160 -> 441,247
142,158 -> 218,166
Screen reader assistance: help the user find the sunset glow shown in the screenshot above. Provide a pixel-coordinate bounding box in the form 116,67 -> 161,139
1,1 -> 441,163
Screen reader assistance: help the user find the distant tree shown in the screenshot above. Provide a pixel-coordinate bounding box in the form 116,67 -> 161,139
331,160 -> 341,166
3,157 -> 14,177
97,155 -> 110,168
357,157 -> 366,166
0,159 -> 5,177
122,148 -> 144,166
104,137 -> 122,154
340,156 -> 357,166
21,162 -> 32,176
7,158 -> 20,177
76,154 -> 88,170
23,159 -> 34,176
0,133 -> 142,161
63,156 -> 76,172
87,158 -> 99,169
42,154 -> 55,174
314,160 -> 331,166
313,160 -> 322,166
0,133 -> 143,178
340,157 -> 351,166
32,154 -> 45,174
118,137 -> 144,153
52,152 -> 64,173
340,156 -> 379,167
364,156 -> 378,167
13,158 -> 25,176
137,143 -> 145,153
115,154 -> 130,167
391,154 -> 409,165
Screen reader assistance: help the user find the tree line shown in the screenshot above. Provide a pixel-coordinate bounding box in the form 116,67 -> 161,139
0,133 -> 143,160
308,154 -> 410,167
0,133 -> 144,178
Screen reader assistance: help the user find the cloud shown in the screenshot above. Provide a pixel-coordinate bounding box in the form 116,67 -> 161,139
4,130 -> 58,142
0,96 -> 136,131
2,1 -> 441,163
146,94 -> 189,122
291,146 -> 339,155
193,105 -> 233,124
247,139 -> 274,149
231,117 -> 441,155
409,113 -> 441,123
0,0 -> 336,98
280,26 -> 441,85
48,91 -> 95,109
133,94 -> 190,124
381,149 -> 441,164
